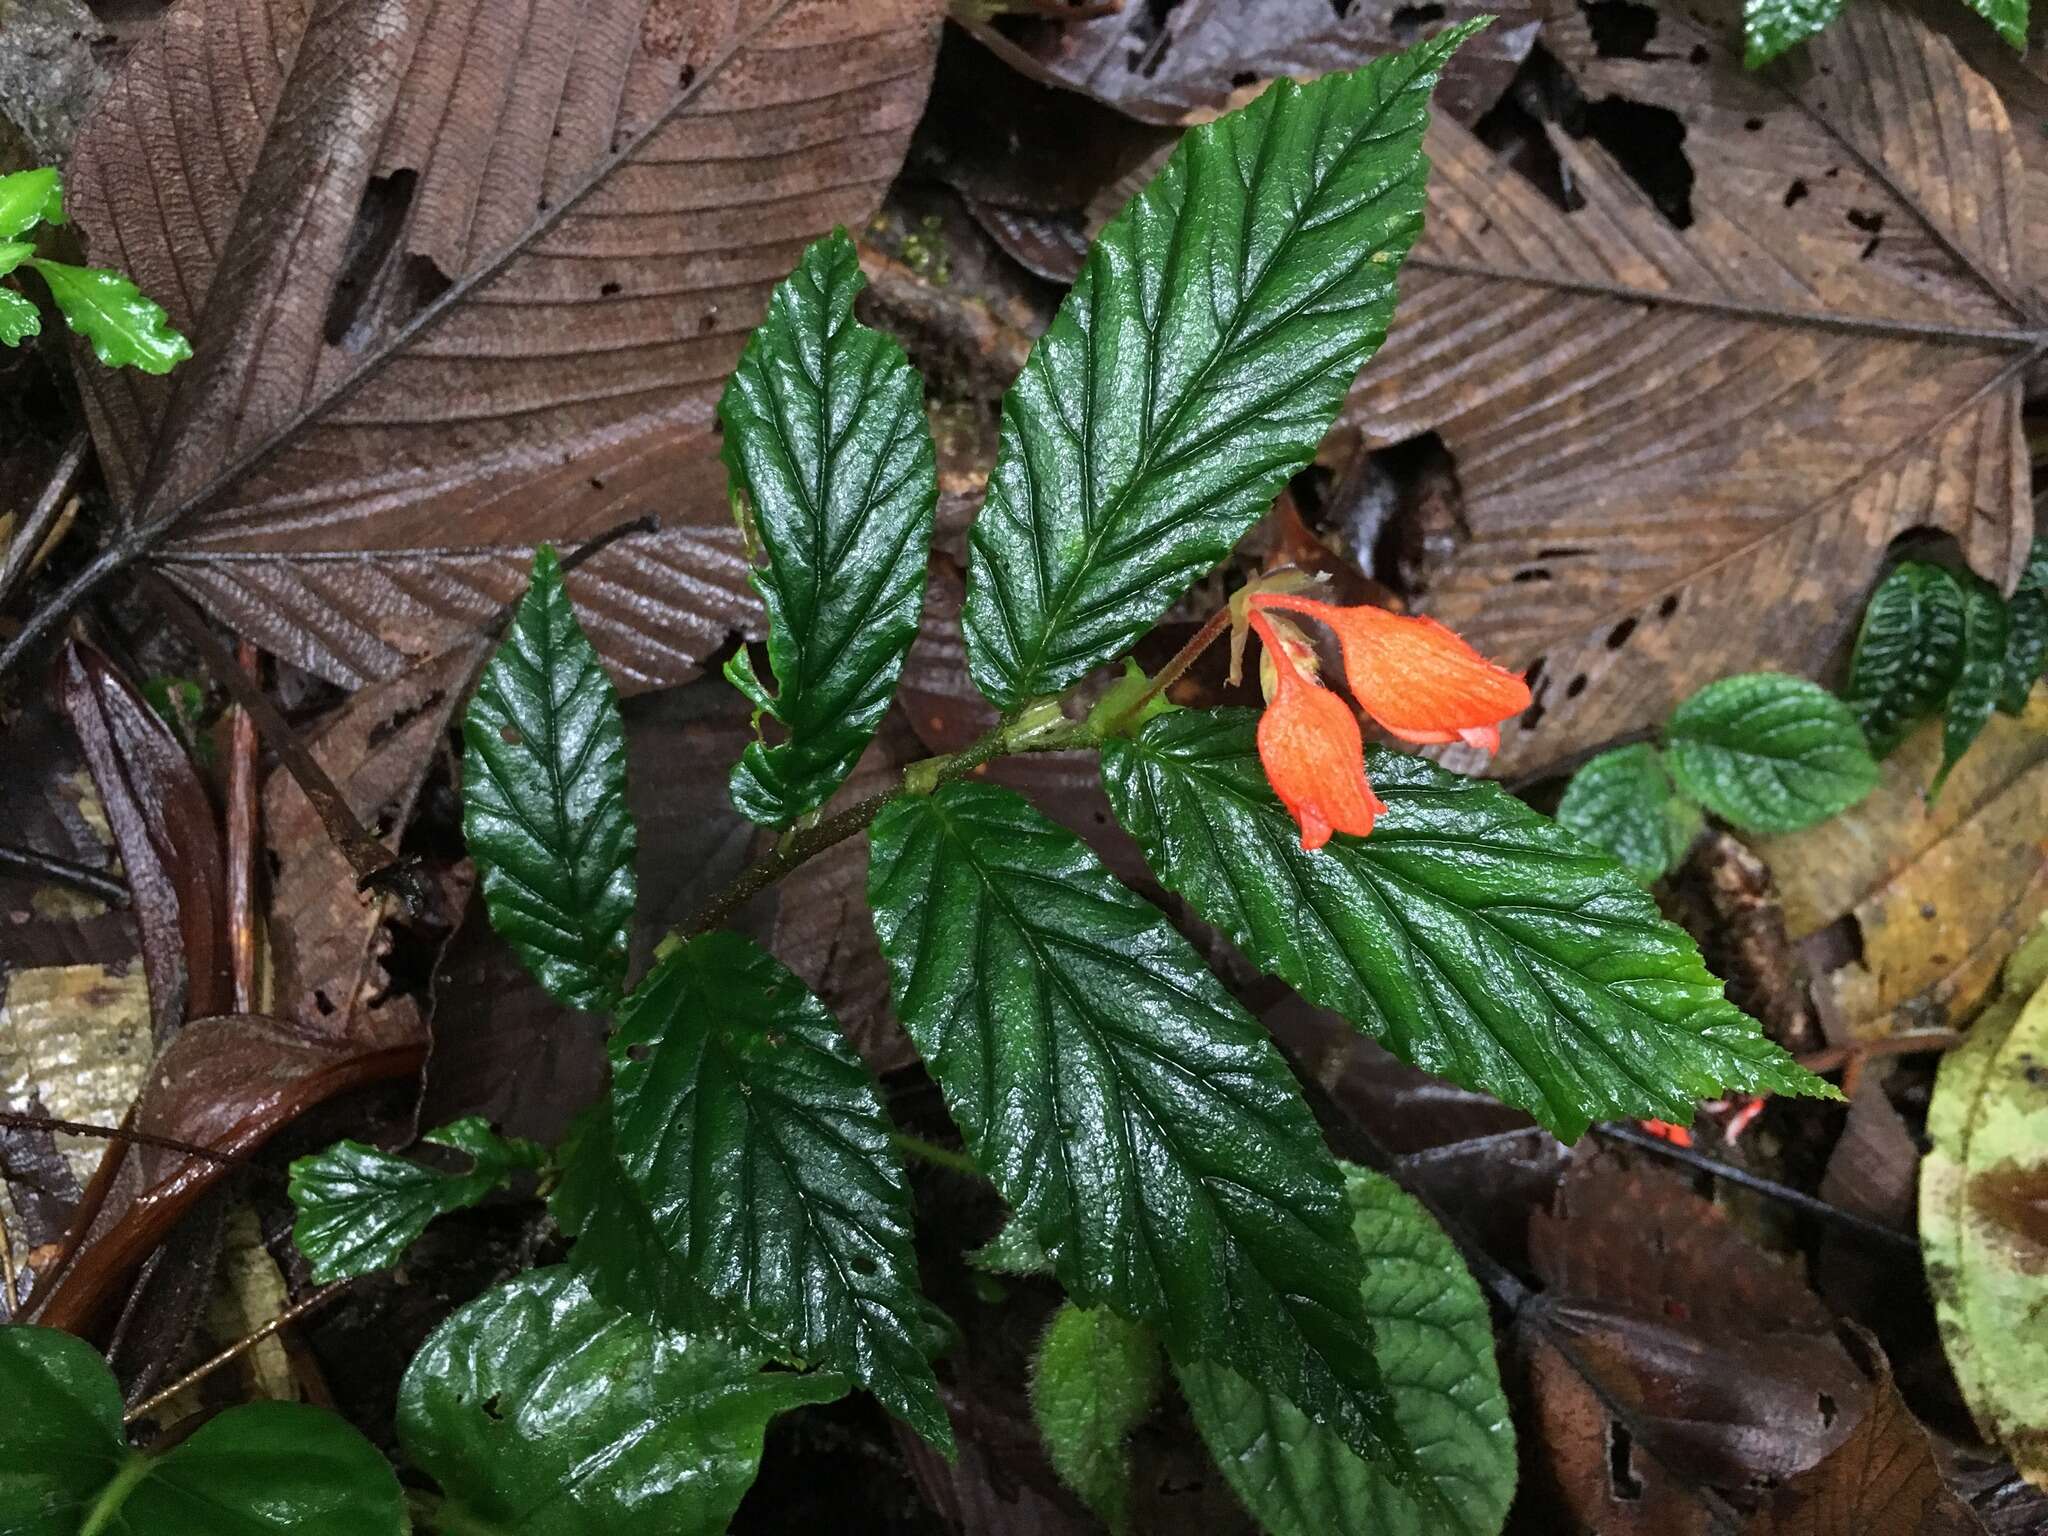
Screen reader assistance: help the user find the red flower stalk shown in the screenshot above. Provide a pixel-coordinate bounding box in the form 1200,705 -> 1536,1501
1245,592 -> 1531,850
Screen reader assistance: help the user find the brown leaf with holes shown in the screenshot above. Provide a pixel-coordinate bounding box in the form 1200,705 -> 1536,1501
1753,696 -> 2048,1043
1330,0 -> 2037,774
1743,1331 -> 1985,1535
62,0 -> 942,691
960,0 -> 1540,127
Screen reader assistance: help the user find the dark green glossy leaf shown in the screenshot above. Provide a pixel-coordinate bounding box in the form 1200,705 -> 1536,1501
1030,1305 -> 1163,1535
463,544 -> 636,1011
0,287 -> 38,347
0,1326 -> 403,1536
1664,672 -> 1877,834
288,1118 -> 544,1284
602,931 -> 949,1449
1965,0 -> 2028,50
1743,0 -> 1845,65
1847,562 -> 1966,757
0,167 -> 63,239
1180,1165 -> 1515,1536
868,781 -> 1406,1470
398,1267 -> 845,1536
1554,744 -> 1699,883
1101,710 -> 1834,1141
960,26 -> 1476,710
2000,589 -> 2048,715
721,231 -> 936,825
26,258 -> 189,374
1934,574 -> 2013,798
0,1324 -> 124,1534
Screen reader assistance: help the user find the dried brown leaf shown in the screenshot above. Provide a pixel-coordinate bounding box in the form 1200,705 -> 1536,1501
960,0 -> 1539,127
63,0 -> 942,690
1342,0 -> 2036,773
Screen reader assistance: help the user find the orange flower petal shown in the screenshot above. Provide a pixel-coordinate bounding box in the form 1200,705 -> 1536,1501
1252,595 -> 1529,749
1249,612 -> 1386,851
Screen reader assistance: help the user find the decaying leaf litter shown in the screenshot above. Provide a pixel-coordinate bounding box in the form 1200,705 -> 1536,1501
1,0 -> 2047,1529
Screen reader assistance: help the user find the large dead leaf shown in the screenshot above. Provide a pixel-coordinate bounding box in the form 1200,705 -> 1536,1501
1340,0 -> 2037,772
62,0 -> 942,690
1753,694 -> 2048,1042
959,0 -> 1540,127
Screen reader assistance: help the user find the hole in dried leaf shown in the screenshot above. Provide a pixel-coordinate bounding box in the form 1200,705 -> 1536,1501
1390,2 -> 1444,40
1330,0 -> 1356,16
1606,617 -> 1637,650
1473,49 -> 1583,215
1581,97 -> 1694,228
1581,0 -> 1658,57
1231,71 -> 1257,87
1657,594 -> 1680,619
1688,43 -> 1709,64
1364,431 -> 1467,599
1514,568 -> 1552,584
323,170 -> 423,348
1566,674 -> 1587,698
1784,179 -> 1809,208
1817,1391 -> 1837,1426
1608,1419 -> 1644,1499
599,281 -> 621,297
313,989 -> 336,1016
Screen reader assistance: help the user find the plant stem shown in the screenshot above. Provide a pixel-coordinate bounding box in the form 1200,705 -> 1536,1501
1101,604 -> 1232,737
0,843 -> 128,905
0,536 -> 135,681
77,1452 -> 152,1536
684,706 -> 1095,936
0,1108 -> 275,1179
0,428 -> 89,610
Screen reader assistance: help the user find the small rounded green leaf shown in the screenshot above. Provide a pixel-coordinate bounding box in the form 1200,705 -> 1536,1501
0,1325 -> 126,1533
0,166 -> 63,239
462,544 -> 636,1012
1846,562 -> 1967,757
289,1118 -> 544,1283
0,286 -> 39,347
1555,744 -> 1700,882
1030,1306 -> 1163,1535
27,258 -> 190,374
1181,1166 -> 1515,1536
398,1266 -> 846,1535
1663,672 -> 1878,834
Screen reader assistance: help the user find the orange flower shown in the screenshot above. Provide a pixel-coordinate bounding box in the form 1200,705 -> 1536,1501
1244,591 -> 1531,850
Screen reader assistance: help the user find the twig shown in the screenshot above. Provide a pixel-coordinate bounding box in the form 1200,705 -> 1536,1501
124,1280 -> 351,1425
1795,1032 -> 1961,1079
0,843 -> 129,906
0,430 -> 90,610
890,1130 -> 984,1179
557,514 -> 659,576
0,1109 -> 276,1180
1591,1122 -> 1918,1251
227,640 -> 262,1012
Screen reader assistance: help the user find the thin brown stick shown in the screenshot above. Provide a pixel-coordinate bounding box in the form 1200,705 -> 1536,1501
124,1280 -> 351,1425
0,843 -> 129,906
1794,1031 -> 1961,1079
227,639 -> 262,1012
0,430 -> 90,609
0,1108 -> 273,1178
1104,604 -> 1232,735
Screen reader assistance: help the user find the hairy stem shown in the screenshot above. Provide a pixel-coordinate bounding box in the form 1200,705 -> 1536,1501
123,1280 -> 351,1425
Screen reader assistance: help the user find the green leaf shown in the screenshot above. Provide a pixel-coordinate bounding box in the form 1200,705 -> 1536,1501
1999,589 -> 2048,715
968,1216 -> 1052,1277
720,231 -> 937,826
0,167 -> 63,239
1664,672 -> 1879,834
1743,0 -> 1846,66
1847,562 -> 1967,757
1100,710 -> 1836,1142
1030,1305 -> 1164,1535
0,286 -> 38,347
1933,575 -> 2013,799
289,1118 -> 544,1283
1964,0 -> 2029,50
1555,744 -> 1700,883
1180,1165 -> 1516,1536
0,240 -> 34,278
0,1324 -> 124,1533
462,544 -> 636,1012
959,26 -> 1476,710
398,1266 -> 846,1536
26,258 -> 189,374
600,930 -> 950,1449
1921,916 -> 2048,1484
0,1326 -> 404,1536
868,781 -> 1407,1472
